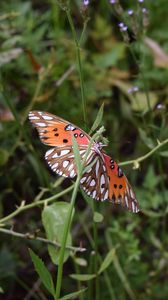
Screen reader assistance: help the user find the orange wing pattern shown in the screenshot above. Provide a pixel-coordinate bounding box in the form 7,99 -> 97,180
29,111 -> 90,147
103,154 -> 139,213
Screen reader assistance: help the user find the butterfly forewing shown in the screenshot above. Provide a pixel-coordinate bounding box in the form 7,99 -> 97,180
28,111 -> 90,147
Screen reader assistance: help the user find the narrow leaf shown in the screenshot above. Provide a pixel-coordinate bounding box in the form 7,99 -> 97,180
70,274 -> 96,281
29,249 -> 55,297
98,248 -> 116,275
89,103 -> 104,135
139,128 -> 154,149
59,288 -> 87,300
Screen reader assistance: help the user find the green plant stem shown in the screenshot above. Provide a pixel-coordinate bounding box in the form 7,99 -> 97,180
0,227 -> 85,252
55,175 -> 81,299
0,185 -> 74,224
65,8 -> 87,125
92,202 -> 100,300
119,138 -> 168,167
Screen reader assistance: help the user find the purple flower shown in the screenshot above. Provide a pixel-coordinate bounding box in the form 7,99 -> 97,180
156,104 -> 165,110
83,0 -> 89,6
118,22 -> 128,32
142,7 -> 148,13
138,0 -> 144,3
128,86 -> 139,94
128,9 -> 134,15
109,0 -> 116,3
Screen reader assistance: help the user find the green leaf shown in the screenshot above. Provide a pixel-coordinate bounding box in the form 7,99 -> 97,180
89,103 -> 104,135
98,248 -> 116,275
59,288 -> 87,300
74,257 -> 87,267
70,274 -> 96,281
131,92 -> 158,112
29,249 -> 55,297
93,212 -> 104,223
143,166 -> 162,190
139,128 -> 154,149
72,135 -> 82,173
0,287 -> 4,293
0,148 -> 9,166
42,202 -> 73,265
93,44 -> 125,68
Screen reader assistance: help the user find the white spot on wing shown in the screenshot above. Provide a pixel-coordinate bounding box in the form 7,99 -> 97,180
36,122 -> 46,127
80,177 -> 87,184
52,149 -> 70,158
70,170 -> 75,177
90,179 -> 96,187
42,115 -> 53,120
92,190 -> 96,198
125,196 -> 129,207
61,149 -> 71,156
45,148 -> 54,157
100,174 -> 105,185
52,162 -> 58,169
65,124 -> 75,131
63,160 -> 69,168
104,190 -> 108,200
132,201 -> 135,212
29,116 -> 40,120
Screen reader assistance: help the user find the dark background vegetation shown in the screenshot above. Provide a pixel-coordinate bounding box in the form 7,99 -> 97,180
0,0 -> 168,299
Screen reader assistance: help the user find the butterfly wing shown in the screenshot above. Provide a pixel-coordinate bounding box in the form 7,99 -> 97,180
45,145 -> 90,178
80,151 -> 109,201
103,153 -> 139,213
28,111 -> 90,147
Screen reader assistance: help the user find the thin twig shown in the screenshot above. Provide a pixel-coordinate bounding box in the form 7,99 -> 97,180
119,138 -> 168,167
0,185 -> 74,224
0,227 -> 86,253
55,65 -> 75,87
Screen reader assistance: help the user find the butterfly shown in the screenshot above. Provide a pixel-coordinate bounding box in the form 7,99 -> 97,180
29,111 -> 139,213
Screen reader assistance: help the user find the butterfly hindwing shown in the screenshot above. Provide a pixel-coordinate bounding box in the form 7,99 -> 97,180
28,111 -> 90,147
80,152 -> 109,202
45,145 -> 91,178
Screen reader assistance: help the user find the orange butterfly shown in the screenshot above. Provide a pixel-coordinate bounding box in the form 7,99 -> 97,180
29,111 -> 139,213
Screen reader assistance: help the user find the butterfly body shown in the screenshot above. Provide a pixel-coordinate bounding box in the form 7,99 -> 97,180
29,111 -> 139,213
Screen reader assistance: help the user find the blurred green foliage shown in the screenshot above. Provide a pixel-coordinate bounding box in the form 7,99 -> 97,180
0,0 -> 168,299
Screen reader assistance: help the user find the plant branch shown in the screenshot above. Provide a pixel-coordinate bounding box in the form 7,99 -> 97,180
0,228 -> 86,253
119,138 -> 168,167
0,185 -> 74,225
